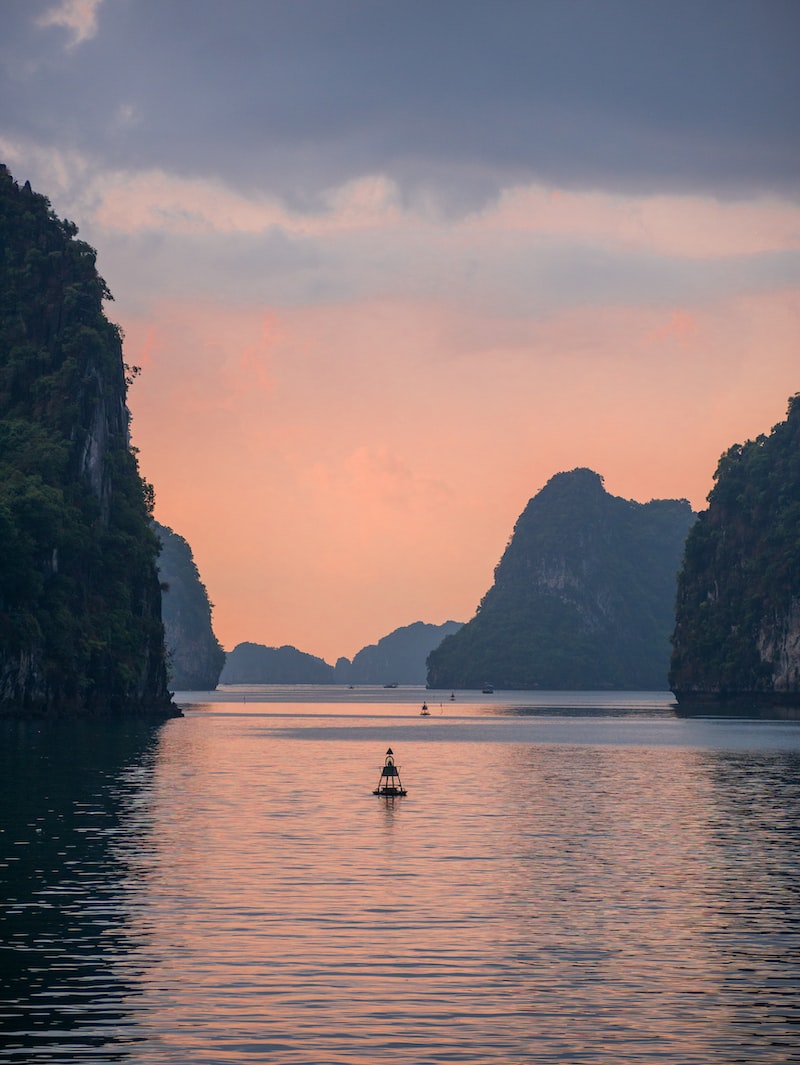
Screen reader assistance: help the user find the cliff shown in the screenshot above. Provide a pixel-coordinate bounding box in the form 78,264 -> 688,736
427,468 -> 695,690
670,395 -> 800,705
155,523 -> 226,690
0,166 -> 174,715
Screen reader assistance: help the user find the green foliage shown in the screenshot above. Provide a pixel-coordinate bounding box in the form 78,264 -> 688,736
427,468 -> 695,690
670,394 -> 800,696
0,165 -> 171,714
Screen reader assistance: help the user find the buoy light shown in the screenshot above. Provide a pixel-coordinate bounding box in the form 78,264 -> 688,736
373,747 -> 407,796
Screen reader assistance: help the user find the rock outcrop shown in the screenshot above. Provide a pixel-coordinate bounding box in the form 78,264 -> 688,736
155,523 -> 226,690
670,395 -> 800,705
0,166 -> 174,715
427,468 -> 695,690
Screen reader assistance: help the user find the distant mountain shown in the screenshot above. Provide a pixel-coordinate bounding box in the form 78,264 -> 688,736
670,395 -> 800,706
334,620 -> 463,685
221,642 -> 335,684
155,523 -> 226,690
427,468 -> 695,690
219,620 -> 462,685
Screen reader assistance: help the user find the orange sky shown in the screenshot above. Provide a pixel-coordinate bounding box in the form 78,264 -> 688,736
110,182 -> 799,661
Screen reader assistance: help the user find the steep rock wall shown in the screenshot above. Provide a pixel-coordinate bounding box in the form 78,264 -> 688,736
670,394 -> 800,704
427,468 -> 695,690
758,601 -> 800,693
155,522 -> 226,691
0,166 -> 174,715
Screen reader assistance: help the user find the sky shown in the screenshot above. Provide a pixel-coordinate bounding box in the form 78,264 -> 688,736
1,0 -> 798,663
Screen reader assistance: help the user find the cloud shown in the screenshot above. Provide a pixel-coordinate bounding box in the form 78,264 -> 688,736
36,0 -> 103,48
5,138 -> 793,325
3,1 -> 799,208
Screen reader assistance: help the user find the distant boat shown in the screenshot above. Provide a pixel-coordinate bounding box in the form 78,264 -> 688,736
482,685 -> 494,694
384,682 -> 398,688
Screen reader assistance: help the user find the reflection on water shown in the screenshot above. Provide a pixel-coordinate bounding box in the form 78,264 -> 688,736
0,718 -> 162,1061
1,693 -> 799,1063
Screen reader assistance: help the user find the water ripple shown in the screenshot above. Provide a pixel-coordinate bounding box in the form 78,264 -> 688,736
1,704 -> 799,1063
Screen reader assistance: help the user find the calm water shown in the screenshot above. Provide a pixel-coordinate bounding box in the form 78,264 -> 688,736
2,687 -> 800,1064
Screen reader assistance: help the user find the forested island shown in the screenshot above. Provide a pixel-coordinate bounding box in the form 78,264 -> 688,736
427,469 -> 695,690
0,166 -> 175,716
670,394 -> 800,707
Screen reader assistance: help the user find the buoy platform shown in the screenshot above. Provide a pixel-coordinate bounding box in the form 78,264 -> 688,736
373,747 -> 407,796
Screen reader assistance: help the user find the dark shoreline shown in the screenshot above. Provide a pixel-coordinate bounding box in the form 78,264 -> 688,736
674,692 -> 800,719
0,701 -> 183,720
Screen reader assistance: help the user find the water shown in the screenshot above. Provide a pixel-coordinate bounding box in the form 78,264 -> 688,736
2,688 -> 800,1063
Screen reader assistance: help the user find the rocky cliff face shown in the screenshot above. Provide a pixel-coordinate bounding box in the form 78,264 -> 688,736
670,395 -> 800,703
427,468 -> 695,690
757,601 -> 800,693
155,523 -> 226,690
0,166 -> 174,715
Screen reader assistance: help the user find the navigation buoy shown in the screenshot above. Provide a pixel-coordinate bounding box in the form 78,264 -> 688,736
373,747 -> 407,796
420,701 -> 430,716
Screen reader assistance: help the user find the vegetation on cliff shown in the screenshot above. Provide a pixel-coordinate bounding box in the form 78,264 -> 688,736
155,523 -> 225,690
670,395 -> 800,700
0,166 -> 173,714
427,469 -> 695,690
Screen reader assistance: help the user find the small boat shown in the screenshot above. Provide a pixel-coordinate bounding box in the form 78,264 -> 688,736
482,685 -> 494,694
383,682 -> 398,688
420,702 -> 430,716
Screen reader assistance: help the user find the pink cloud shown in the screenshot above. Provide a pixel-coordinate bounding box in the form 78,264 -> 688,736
471,185 -> 800,259
92,170 -> 404,236
36,0 -> 103,48
644,309 -> 700,347
70,162 -> 800,268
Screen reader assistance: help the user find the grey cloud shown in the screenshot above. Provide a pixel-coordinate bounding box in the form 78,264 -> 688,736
92,217 -> 800,322
1,0 -> 798,209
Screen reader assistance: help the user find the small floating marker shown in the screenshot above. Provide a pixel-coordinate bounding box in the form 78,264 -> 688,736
420,701 -> 430,716
373,747 -> 407,796
450,691 -> 455,701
